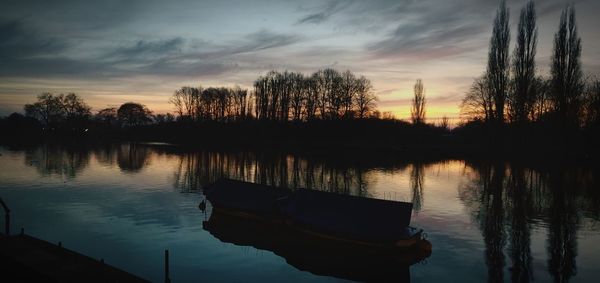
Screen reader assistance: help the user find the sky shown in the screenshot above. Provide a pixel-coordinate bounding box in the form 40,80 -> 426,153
1,0 -> 599,121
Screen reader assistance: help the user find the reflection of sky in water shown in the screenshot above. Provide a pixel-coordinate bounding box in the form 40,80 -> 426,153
1,145 -> 599,283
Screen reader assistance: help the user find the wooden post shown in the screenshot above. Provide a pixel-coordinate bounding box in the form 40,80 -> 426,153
4,211 -> 9,235
0,198 -> 9,235
164,249 -> 171,283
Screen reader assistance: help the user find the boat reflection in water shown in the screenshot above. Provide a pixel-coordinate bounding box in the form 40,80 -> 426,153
201,179 -> 432,282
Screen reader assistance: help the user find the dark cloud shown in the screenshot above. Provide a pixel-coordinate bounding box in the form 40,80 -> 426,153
537,0 -> 585,16
0,18 -> 301,80
0,19 -> 67,59
296,0 -> 350,24
108,38 -> 186,61
241,30 -> 301,52
0,20 -> 107,77
364,0 -> 491,61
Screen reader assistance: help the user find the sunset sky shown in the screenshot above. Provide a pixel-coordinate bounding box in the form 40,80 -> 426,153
1,0 -> 599,121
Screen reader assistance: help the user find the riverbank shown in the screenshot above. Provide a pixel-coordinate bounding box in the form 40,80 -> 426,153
1,118 -> 598,161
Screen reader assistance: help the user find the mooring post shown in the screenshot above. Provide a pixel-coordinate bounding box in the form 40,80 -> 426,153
165,249 -> 171,283
0,198 -> 9,235
4,210 -> 9,235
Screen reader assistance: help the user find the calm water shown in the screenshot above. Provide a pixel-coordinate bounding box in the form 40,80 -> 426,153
0,143 -> 599,283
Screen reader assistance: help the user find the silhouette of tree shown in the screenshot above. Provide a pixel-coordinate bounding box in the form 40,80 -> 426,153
530,76 -> 552,121
486,0 -> 511,124
289,72 -> 306,121
95,107 -> 118,125
340,70 -> 359,119
251,69 -> 375,122
24,93 -> 66,126
24,93 -> 91,129
354,76 -> 376,119
439,116 -> 449,130
154,113 -> 175,124
550,5 -> 583,125
170,86 -> 201,120
461,76 -> 494,122
230,85 -> 249,121
509,0 -> 538,124
117,102 -> 152,127
63,93 -> 91,120
411,79 -> 426,124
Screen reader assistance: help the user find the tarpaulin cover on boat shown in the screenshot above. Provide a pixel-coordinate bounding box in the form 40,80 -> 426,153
204,179 -> 291,214
278,189 -> 414,243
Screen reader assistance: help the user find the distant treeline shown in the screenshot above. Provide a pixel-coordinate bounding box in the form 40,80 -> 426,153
170,69 -> 377,122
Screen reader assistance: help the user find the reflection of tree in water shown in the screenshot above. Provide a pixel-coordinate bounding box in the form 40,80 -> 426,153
457,162 -> 595,283
172,151 -> 373,196
410,163 -> 424,212
480,162 -> 507,283
93,144 -> 119,167
505,164 -> 538,283
117,143 -> 151,173
546,167 -> 579,283
24,144 -> 90,179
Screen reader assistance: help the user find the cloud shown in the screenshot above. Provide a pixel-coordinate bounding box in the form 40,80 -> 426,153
365,1 -> 491,61
0,19 -> 67,59
108,37 -> 186,61
296,0 -> 350,24
0,18 -> 301,79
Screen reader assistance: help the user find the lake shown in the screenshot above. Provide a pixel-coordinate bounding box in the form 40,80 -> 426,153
0,143 -> 599,282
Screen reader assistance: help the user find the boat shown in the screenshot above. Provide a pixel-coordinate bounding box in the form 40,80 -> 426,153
203,178 -> 429,251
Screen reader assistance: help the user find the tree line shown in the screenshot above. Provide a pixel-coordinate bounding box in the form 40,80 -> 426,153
20,92 -> 163,129
8,67 -> 432,135
170,69 -> 378,122
461,0 -> 600,129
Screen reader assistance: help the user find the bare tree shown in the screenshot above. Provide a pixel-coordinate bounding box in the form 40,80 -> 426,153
95,107 -> 118,124
509,0 -> 537,124
411,79 -> 426,124
170,86 -> 201,120
354,76 -> 376,119
339,70 -> 358,118
461,76 -> 494,122
550,5 -> 583,125
230,85 -> 248,120
24,93 -> 66,126
487,0 -> 511,124
62,93 -> 91,120
289,72 -> 306,121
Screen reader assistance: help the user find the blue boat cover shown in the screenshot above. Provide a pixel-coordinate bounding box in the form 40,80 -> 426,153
204,179 -> 291,215
278,189 -> 414,243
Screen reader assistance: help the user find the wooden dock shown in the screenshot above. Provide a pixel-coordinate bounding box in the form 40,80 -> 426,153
0,233 -> 150,282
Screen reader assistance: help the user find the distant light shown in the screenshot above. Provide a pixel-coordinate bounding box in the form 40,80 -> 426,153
84,128 -> 89,132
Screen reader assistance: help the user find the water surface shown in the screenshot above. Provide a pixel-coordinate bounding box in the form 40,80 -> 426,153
0,143 -> 598,282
